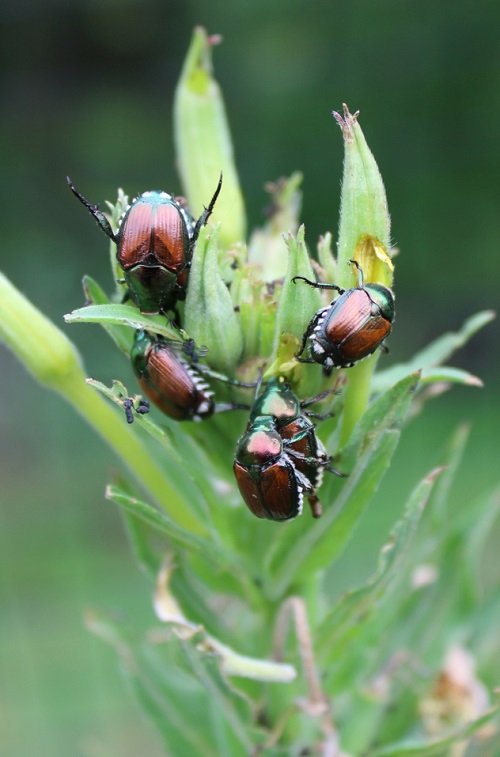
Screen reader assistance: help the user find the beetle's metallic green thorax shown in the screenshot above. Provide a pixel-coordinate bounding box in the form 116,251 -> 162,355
365,283 -> 395,322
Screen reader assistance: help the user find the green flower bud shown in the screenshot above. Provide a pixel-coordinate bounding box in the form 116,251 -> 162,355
332,104 -> 395,444
334,104 -> 393,289
247,172 -> 303,282
184,224 -> 243,374
174,27 -> 246,247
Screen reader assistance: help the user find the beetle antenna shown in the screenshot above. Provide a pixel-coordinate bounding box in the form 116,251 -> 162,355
348,259 -> 364,287
292,276 -> 344,294
67,176 -> 118,243
192,172 -> 223,241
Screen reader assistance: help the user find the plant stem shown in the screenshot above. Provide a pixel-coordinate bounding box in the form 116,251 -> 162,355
0,273 -> 205,536
340,358 -> 375,447
62,379 -> 205,535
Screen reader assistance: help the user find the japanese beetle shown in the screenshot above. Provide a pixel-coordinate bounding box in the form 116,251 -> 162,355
233,417 -> 320,521
67,175 -> 222,314
233,377 -> 342,521
130,330 -> 251,422
293,260 -> 395,374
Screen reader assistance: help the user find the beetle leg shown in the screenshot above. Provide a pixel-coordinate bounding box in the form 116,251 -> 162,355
326,462 -> 346,477
67,177 -> 118,243
300,389 -> 331,407
214,401 -> 250,414
295,308 -> 328,360
307,494 -> 322,519
286,449 -> 327,467
292,275 -> 345,294
303,409 -> 334,421
286,446 -> 334,470
191,172 -> 223,245
380,341 -> 390,355
301,385 -> 341,421
286,443 -> 346,479
196,363 -> 257,389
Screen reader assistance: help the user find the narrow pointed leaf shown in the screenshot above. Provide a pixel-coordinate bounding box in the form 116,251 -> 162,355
106,484 -> 222,564
65,303 -> 180,340
81,275 -> 133,353
373,310 -> 494,392
370,704 -> 500,756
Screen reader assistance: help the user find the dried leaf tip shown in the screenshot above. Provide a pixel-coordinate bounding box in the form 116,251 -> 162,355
332,103 -> 360,141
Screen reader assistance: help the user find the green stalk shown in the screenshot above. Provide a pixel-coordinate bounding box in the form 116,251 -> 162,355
339,359 -> 374,448
0,273 -> 205,536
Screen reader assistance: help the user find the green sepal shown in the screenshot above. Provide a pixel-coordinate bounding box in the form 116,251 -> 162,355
316,231 -> 337,282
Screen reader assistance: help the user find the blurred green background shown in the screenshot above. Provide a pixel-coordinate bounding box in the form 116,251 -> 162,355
1,1 -> 499,754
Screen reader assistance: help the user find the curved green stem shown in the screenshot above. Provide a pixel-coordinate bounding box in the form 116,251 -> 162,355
62,380 -> 205,535
0,273 -> 205,536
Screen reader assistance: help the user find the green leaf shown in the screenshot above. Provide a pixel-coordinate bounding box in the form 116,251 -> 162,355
180,642 -> 257,754
439,485 -> 500,610
106,484 -> 231,568
370,704 -> 500,756
122,509 -> 160,579
316,466 -> 442,668
420,365 -> 483,387
64,303 -> 180,340
373,310 -> 495,392
429,424 -> 470,528
266,374 -> 419,599
87,612 -> 261,756
81,274 -> 133,353
88,378 -> 233,529
86,377 -> 172,444
140,636 -> 265,755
